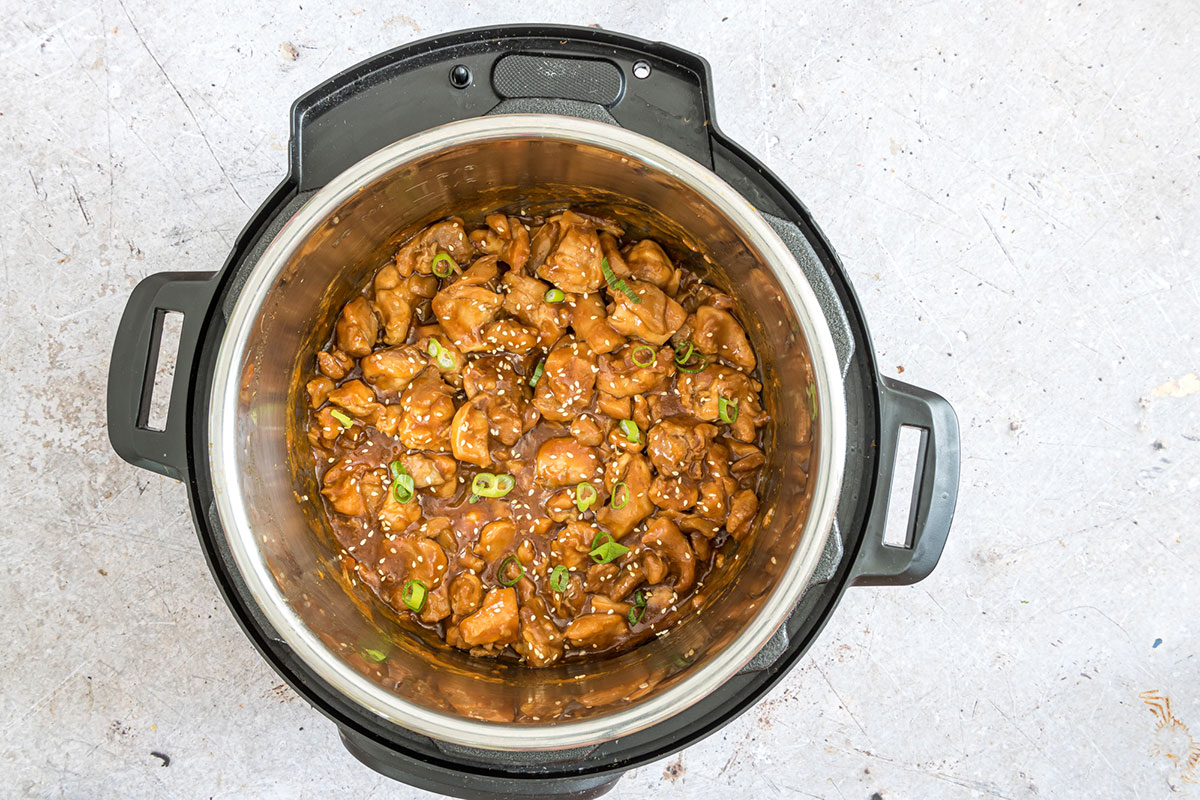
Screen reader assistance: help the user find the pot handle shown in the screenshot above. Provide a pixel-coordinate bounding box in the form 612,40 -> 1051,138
107,271 -> 216,481
850,377 -> 960,586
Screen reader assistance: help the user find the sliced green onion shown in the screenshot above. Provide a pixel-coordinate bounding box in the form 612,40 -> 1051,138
402,579 -> 428,612
575,482 -> 597,512
528,359 -> 545,388
631,589 -> 647,608
431,252 -> 456,278
498,555 -> 525,587
544,287 -> 565,303
589,531 -> 630,565
627,605 -> 646,625
619,419 -> 640,444
807,381 -> 819,420
471,472 -> 515,498
329,409 -> 353,427
673,340 -> 695,365
631,344 -> 657,367
610,481 -> 629,509
428,337 -> 456,370
390,460 -> 415,503
468,493 -> 480,503
675,353 -> 708,373
549,565 -> 570,593
362,648 -> 388,663
718,396 -> 739,424
601,257 -> 641,305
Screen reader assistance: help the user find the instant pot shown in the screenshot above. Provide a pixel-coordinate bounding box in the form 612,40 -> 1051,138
107,25 -> 960,799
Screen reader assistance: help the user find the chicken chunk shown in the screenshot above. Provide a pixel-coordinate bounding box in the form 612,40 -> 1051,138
449,573 -> 484,617
379,534 -> 449,590
501,270 -> 570,346
394,218 -> 472,277
641,517 -> 696,594
396,371 -> 457,451
450,396 -> 491,468
596,343 -> 676,398
646,416 -> 719,479
326,379 -> 381,420
317,349 -> 354,380
571,291 -> 626,354
535,437 -> 603,488
531,337 -> 597,422
689,304 -> 756,372
372,265 -> 438,345
623,238 -> 681,294
469,213 -> 530,272
462,356 -> 528,446
596,453 -> 656,537
725,488 -> 759,540
335,296 -> 379,357
649,474 -> 699,511
320,456 -> 380,517
516,597 -> 564,667
676,364 -> 769,442
607,279 -> 687,346
535,210 -> 606,293
480,319 -> 538,354
396,452 -> 458,488
361,344 -> 426,395
565,613 -> 627,650
458,587 -> 520,647
431,260 -> 505,353
306,376 -> 334,408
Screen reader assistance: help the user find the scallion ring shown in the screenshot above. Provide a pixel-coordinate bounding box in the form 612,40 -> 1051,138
610,481 -> 630,509
389,460 -> 416,504
575,481 -> 597,512
631,344 -> 657,367
619,419 -> 640,444
471,472 -> 515,498
528,359 -> 545,388
589,531 -> 630,565
673,340 -> 695,365
549,565 -> 570,593
627,605 -> 646,625
361,648 -> 387,663
807,381 -> 819,420
544,288 -> 565,303
718,396 -> 740,424
675,353 -> 708,373
431,252 -> 456,278
329,409 -> 353,428
428,337 -> 456,370
498,555 -> 525,587
601,257 -> 642,305
402,579 -> 428,612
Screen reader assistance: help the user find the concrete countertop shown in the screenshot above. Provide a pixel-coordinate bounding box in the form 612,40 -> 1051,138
2,1 -> 1196,797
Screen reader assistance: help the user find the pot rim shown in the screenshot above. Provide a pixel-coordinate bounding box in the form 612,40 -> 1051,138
209,114 -> 847,750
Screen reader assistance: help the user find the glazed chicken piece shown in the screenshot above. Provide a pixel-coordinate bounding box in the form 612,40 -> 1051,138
646,416 -> 719,479
361,344 -> 427,395
607,279 -> 687,346
622,238 -> 681,294
474,519 -> 517,563
450,396 -> 491,468
595,453 -> 656,537
306,376 -> 334,408
469,213 -> 530,272
449,572 -> 484,617
378,483 -> 423,532
480,319 -> 539,354
676,364 -> 769,443
535,210 -> 606,294
550,520 -> 602,571
501,270 -> 570,346
396,452 -> 458,489
463,355 -> 529,446
373,265 -> 438,345
394,218 -> 473,277
431,257 -> 505,353
458,587 -> 520,647
564,613 -> 628,650
326,379 -> 382,421
569,414 -> 606,447
641,517 -> 696,594
320,455 -> 385,517
596,343 -> 676,398
395,370 -> 457,451
379,534 -> 449,590
317,349 -> 354,380
531,337 -> 597,422
516,596 -> 564,667
334,296 -> 379,357
725,488 -> 759,540
571,291 -> 626,355
688,303 -> 756,372
649,473 -> 699,511
535,437 -> 603,488
412,326 -> 465,386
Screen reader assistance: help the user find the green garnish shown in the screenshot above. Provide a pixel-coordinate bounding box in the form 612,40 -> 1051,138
431,252 -> 456,278
468,493 -> 480,503
389,460 -> 416,504
329,409 -> 353,427
575,481 -> 597,512
601,257 -> 641,305
807,381 -> 819,419
549,565 -> 570,593
619,419 -> 640,444
628,605 -> 646,625
676,353 -> 708,373
718,397 -> 739,423
498,555 -> 524,587
362,648 -> 388,663
428,337 -> 456,370
471,472 -> 515,498
673,340 -> 707,373
589,531 -> 630,564
631,344 -> 657,367
610,481 -> 629,509
402,579 -> 428,612
544,288 -> 565,303
528,359 -> 545,388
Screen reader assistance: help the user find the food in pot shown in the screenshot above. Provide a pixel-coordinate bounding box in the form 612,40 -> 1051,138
304,210 -> 768,666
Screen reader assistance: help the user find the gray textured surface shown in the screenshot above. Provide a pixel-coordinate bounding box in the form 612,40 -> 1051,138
2,1 -> 1197,799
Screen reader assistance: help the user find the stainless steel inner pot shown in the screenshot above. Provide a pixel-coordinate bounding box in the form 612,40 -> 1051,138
209,115 -> 847,750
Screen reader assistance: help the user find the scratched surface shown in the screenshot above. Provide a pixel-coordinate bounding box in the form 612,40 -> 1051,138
1,1 -> 1197,798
